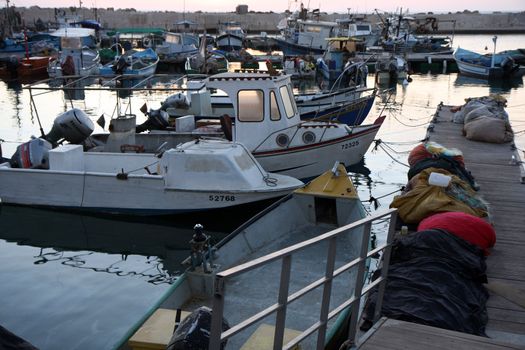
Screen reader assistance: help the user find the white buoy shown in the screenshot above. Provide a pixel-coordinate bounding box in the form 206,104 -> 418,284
427,56 -> 432,64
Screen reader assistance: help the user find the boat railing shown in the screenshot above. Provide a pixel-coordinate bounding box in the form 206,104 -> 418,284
22,74 -> 209,96
209,208 -> 397,350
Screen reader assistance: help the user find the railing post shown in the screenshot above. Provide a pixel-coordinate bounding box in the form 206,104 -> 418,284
346,222 -> 372,345
316,236 -> 338,349
274,255 -> 292,350
373,212 -> 397,322
209,275 -> 226,350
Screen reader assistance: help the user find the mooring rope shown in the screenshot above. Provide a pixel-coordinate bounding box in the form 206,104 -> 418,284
389,111 -> 434,127
373,139 -> 410,168
366,186 -> 405,210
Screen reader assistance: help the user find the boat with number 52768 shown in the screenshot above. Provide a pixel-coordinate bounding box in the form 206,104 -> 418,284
0,119 -> 302,215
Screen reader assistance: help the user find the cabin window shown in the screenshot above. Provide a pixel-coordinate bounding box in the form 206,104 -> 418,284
166,35 -> 181,44
357,25 -> 371,31
305,26 -> 321,33
270,91 -> 281,121
288,85 -> 297,115
238,90 -> 264,122
279,86 -> 295,119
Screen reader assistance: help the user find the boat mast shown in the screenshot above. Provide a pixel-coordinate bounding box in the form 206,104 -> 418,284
491,35 -> 497,68
3,0 -> 12,38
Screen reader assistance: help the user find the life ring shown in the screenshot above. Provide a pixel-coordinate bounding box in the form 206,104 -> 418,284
142,37 -> 152,48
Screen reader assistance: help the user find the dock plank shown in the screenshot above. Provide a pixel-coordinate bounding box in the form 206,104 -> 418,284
358,318 -> 521,350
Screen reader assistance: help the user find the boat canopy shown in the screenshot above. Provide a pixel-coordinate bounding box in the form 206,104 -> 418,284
106,28 -> 165,36
51,27 -> 96,38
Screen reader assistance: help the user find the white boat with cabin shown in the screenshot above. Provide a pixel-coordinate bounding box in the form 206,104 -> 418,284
156,25 -> 199,64
0,109 -> 302,214
127,72 -> 384,180
47,27 -> 100,77
216,21 -> 246,52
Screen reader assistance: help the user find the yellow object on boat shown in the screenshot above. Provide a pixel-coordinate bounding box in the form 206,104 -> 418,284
294,163 -> 358,199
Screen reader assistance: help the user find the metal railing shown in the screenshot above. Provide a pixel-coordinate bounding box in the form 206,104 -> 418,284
209,208 -> 397,350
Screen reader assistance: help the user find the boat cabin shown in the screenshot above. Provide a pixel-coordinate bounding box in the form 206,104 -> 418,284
295,20 -> 337,50
218,21 -> 246,38
51,27 -> 97,48
335,18 -> 373,38
204,72 -> 304,150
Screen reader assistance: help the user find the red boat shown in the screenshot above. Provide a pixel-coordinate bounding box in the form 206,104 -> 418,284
16,56 -> 50,78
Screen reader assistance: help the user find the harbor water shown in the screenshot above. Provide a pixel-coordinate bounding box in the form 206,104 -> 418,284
0,34 -> 524,349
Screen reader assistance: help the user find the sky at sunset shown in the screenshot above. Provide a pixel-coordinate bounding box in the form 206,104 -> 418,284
10,0 -> 525,14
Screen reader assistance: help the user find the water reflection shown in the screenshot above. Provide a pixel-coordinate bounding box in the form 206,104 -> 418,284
453,74 -> 523,93
0,205 -> 232,283
5,80 -> 23,128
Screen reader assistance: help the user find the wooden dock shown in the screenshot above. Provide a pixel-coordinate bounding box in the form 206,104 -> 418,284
357,103 -> 525,349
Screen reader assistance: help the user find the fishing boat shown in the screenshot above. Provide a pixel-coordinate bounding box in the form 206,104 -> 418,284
0,108 -> 302,214
0,55 -> 50,79
454,46 -> 525,80
131,72 -> 383,180
156,21 -> 200,64
374,53 -> 409,84
16,55 -> 50,77
315,37 -> 368,82
116,163 -> 390,350
99,48 -> 159,77
47,28 -> 100,78
274,4 -> 336,56
172,77 -> 374,125
275,18 -> 336,56
335,16 -> 378,47
215,21 -> 246,52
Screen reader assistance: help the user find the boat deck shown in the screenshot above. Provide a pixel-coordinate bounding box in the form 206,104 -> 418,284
357,104 -> 525,349
182,222 -> 362,349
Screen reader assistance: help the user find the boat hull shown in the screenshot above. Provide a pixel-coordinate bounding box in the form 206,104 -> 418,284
455,59 -> 525,79
216,34 -> 244,52
454,48 -> 525,80
273,37 -> 325,56
17,56 -> 50,77
0,167 -> 297,215
253,120 -> 382,180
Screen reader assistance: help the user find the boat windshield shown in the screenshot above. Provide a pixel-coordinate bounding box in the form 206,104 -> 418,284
279,85 -> 295,118
165,34 -> 182,44
270,91 -> 281,121
61,36 -> 82,49
238,90 -> 264,122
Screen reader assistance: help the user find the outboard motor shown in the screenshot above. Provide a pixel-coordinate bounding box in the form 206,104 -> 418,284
44,108 -> 94,145
160,92 -> 190,110
10,138 -> 52,169
113,56 -> 129,75
136,109 -> 169,133
166,306 -> 229,350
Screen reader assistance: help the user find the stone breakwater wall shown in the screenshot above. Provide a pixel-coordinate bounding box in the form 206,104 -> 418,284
16,7 -> 525,34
